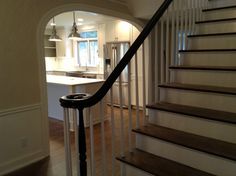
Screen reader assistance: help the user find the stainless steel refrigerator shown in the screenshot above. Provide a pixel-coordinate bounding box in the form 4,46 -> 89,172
104,41 -> 130,107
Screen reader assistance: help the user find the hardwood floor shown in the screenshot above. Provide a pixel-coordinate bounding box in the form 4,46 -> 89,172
5,106 -> 140,176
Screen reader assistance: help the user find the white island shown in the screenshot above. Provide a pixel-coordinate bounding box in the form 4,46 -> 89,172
47,75 -> 105,127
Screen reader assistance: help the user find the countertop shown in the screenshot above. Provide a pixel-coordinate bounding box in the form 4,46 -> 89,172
47,75 -> 104,86
46,69 -> 104,75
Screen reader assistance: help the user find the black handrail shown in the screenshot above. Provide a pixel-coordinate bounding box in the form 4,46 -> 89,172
60,0 -> 173,109
60,1 -> 173,176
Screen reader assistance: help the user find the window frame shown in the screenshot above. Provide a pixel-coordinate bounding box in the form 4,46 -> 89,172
76,31 -> 98,67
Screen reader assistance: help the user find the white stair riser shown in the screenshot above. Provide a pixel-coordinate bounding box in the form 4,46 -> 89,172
124,164 -> 153,176
160,88 -> 236,113
208,0 -> 236,8
136,134 -> 236,176
179,52 -> 236,66
196,22 -> 236,34
149,110 -> 236,143
187,36 -> 236,49
170,70 -> 236,87
203,9 -> 236,21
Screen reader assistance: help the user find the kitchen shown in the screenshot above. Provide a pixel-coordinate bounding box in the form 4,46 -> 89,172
44,10 -> 142,126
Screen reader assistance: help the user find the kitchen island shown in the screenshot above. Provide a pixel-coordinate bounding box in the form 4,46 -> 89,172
47,75 -> 105,128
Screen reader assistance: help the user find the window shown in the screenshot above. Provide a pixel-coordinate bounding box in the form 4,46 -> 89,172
77,31 -> 98,67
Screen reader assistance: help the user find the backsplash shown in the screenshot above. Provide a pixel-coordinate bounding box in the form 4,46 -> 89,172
45,57 -> 103,73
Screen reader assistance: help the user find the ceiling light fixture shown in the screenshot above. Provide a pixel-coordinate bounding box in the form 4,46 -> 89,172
77,18 -> 84,22
49,17 -> 62,42
68,11 -> 81,40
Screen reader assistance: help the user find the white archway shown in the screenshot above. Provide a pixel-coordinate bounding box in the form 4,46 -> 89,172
36,2 -> 144,152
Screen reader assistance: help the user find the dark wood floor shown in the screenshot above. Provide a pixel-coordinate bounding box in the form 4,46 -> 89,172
6,106 -> 139,176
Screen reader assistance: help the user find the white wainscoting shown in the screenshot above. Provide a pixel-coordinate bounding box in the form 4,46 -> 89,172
0,104 -> 48,175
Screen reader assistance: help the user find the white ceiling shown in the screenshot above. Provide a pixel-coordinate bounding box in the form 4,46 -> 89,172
46,11 -> 119,29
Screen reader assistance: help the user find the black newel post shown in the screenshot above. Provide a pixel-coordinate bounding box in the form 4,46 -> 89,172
78,108 -> 87,176
60,93 -> 90,176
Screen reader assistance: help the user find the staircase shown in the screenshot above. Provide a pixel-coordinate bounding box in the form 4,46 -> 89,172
117,1 -> 236,175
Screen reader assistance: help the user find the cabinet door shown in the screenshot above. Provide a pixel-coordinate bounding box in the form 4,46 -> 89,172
56,28 -> 73,58
105,20 -> 130,42
105,21 -> 116,42
116,21 -> 131,41
44,35 -> 56,57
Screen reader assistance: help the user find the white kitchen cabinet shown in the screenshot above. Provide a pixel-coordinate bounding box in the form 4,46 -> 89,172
44,35 -> 56,57
56,27 -> 73,58
105,20 -> 131,42
47,75 -> 106,128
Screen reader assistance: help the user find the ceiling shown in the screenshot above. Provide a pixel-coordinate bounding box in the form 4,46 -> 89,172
46,11 -> 119,29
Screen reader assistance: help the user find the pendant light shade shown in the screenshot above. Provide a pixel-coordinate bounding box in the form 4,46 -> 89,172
68,12 -> 81,40
49,17 -> 62,42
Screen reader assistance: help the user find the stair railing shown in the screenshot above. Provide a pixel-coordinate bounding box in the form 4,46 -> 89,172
152,0 -> 208,102
59,0 -> 208,176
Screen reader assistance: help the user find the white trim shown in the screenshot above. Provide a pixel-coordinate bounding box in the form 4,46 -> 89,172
0,104 -> 41,118
0,150 -> 45,176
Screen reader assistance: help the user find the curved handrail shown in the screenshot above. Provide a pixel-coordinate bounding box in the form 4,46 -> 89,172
60,0 -> 173,109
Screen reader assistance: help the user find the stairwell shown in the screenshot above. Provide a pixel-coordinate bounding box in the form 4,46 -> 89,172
117,1 -> 236,175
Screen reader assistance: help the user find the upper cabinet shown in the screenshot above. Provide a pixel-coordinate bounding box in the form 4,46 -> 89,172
56,28 -> 73,58
44,35 -> 56,57
105,20 -> 131,42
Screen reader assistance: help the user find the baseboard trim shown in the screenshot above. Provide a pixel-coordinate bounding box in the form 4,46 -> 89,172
0,150 -> 48,175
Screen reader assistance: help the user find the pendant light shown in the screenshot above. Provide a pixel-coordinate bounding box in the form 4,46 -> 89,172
68,11 -> 81,40
49,17 -> 62,42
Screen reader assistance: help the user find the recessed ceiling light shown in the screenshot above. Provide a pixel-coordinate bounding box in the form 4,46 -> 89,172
50,22 -> 56,26
89,12 -> 98,16
82,25 -> 95,30
77,22 -> 83,26
77,18 -> 84,22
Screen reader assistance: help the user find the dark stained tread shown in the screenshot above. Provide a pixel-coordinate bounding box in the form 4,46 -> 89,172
146,102 -> 236,124
159,83 -> 236,95
133,124 -> 236,161
117,149 -> 215,176
188,32 -> 236,38
179,49 -> 236,53
169,65 -> 236,71
203,5 -> 236,12
196,17 -> 236,24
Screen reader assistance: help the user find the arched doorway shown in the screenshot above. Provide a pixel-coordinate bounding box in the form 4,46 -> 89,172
37,4 -> 144,175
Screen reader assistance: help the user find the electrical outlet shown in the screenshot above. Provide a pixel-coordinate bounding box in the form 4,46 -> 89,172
20,137 -> 28,149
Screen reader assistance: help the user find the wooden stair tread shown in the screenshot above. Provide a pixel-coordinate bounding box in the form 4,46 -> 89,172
196,17 -> 236,24
169,65 -> 236,71
188,32 -> 236,38
133,124 -> 236,161
117,149 -> 215,176
203,5 -> 236,12
159,83 -> 236,95
179,49 -> 236,53
146,102 -> 236,124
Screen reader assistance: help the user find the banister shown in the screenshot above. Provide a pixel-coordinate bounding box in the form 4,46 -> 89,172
60,0 -> 173,109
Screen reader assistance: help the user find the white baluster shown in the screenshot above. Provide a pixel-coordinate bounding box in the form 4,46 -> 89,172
180,0 -> 184,51
128,63 -> 132,152
135,53 -> 140,128
175,0 -> 180,64
63,108 -> 73,176
110,87 -> 116,176
100,100 -> 107,176
142,42 -> 147,125
171,2 -> 176,67
160,19 -> 165,84
166,8 -> 170,81
154,24 -> 159,102
73,109 -> 80,176
118,76 -> 125,157
89,108 -> 95,176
